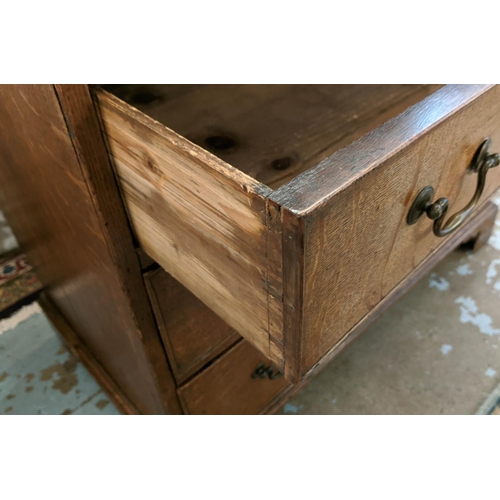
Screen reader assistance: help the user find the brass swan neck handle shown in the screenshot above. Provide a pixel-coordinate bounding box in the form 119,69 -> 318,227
407,138 -> 500,237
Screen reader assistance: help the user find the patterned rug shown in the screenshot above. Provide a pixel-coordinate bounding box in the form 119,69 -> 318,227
0,253 -> 43,318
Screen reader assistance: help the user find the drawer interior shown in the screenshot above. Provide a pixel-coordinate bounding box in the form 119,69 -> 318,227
101,84 -> 442,189
144,267 -> 240,384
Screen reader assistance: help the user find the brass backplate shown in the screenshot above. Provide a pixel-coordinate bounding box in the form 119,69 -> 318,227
407,186 -> 435,225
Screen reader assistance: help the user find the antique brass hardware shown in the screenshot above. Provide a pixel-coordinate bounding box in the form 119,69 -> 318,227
407,138 -> 500,237
251,363 -> 283,380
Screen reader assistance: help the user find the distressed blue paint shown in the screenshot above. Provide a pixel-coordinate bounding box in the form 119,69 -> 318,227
0,308 -> 119,415
283,403 -> 305,414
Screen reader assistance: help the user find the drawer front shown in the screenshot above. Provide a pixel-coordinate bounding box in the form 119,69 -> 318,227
145,268 -> 239,383
272,85 -> 500,381
178,340 -> 289,415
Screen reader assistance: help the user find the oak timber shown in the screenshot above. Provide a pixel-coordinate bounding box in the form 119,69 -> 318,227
0,85 -> 180,413
102,84 -> 442,189
302,201 -> 499,380
145,268 -> 240,384
98,84 -> 500,383
55,85 -> 181,413
272,85 -> 500,381
95,90 -> 284,367
178,339 -> 289,415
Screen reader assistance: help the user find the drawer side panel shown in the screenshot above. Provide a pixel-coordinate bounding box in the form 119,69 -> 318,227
96,91 -> 283,366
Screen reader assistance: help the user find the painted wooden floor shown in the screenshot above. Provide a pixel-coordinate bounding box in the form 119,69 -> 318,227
0,303 -> 119,415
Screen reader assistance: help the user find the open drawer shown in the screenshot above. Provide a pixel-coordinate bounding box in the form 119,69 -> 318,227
94,84 -> 500,383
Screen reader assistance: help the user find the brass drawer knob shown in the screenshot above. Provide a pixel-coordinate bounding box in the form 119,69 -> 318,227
407,138 -> 500,237
251,363 -> 283,380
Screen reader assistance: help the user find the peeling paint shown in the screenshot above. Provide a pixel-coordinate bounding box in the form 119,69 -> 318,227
0,311 -> 118,415
486,259 -> 500,285
485,368 -> 497,378
488,227 -> 500,251
95,399 -> 109,410
455,296 -> 500,336
39,357 -> 79,395
57,345 -> 67,355
456,264 -> 473,276
429,273 -> 450,291
441,344 -> 453,356
283,403 -> 305,414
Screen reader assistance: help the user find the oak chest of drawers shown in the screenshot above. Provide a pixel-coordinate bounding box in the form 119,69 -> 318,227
1,84 -> 499,413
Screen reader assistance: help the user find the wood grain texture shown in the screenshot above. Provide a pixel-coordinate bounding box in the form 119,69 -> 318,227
281,209 -> 305,383
145,268 -> 240,384
266,199 -> 285,362
178,339 -> 289,415
54,84 -> 182,414
272,85 -> 494,213
193,203 -> 498,414
96,84 -> 500,385
95,89 -> 284,367
302,201 -> 499,380
103,84 -> 442,189
0,85 -> 181,414
273,84 -> 500,380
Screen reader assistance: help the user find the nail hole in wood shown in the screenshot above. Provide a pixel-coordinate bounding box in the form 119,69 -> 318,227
205,135 -> 237,151
271,157 -> 292,170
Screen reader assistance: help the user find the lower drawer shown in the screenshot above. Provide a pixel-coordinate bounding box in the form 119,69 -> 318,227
145,268 -> 239,384
178,340 -> 290,415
